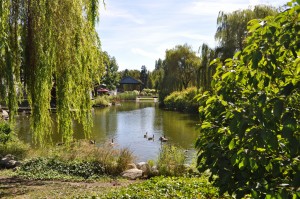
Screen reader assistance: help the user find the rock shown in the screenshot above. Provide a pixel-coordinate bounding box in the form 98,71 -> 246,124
136,162 -> 151,176
151,166 -> 159,176
121,168 -> 143,180
183,164 -> 194,173
1,110 -> 9,120
126,163 -> 137,169
183,164 -> 190,169
0,154 -> 21,169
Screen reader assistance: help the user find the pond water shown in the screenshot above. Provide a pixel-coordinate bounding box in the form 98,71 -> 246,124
16,102 -> 200,162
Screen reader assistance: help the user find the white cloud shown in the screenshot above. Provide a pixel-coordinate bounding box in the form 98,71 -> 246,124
97,0 -> 288,71
131,48 -> 158,59
100,2 -> 145,25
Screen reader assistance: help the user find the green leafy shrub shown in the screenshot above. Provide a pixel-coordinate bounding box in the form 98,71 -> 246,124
196,2 -> 300,198
0,137 -> 30,159
0,121 -> 29,159
140,88 -> 157,96
0,121 -> 12,144
93,95 -> 111,107
157,145 -> 186,176
164,87 -> 199,113
18,157 -> 105,179
96,176 -> 228,199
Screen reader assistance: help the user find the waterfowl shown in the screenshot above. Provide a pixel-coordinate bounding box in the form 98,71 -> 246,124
148,134 -> 154,141
89,139 -> 96,144
110,138 -> 114,146
159,136 -> 168,142
144,132 -> 148,138
56,142 -> 64,146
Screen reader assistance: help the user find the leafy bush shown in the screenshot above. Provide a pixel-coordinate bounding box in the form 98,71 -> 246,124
18,157 -> 105,179
0,121 -> 29,159
196,2 -> 300,198
0,121 -> 12,144
164,87 -> 199,113
140,88 -> 157,96
0,137 -> 30,159
96,176 -> 228,199
157,145 -> 186,176
93,95 -> 111,107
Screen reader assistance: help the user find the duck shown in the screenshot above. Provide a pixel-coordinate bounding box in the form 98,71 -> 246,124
144,132 -> 148,138
110,138 -> 114,146
148,134 -> 154,141
89,139 -> 96,144
159,136 -> 168,142
56,142 -> 64,146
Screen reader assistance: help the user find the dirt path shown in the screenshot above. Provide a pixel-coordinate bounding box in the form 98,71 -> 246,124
0,176 -> 140,198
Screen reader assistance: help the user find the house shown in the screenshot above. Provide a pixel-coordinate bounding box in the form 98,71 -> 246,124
118,76 -> 143,92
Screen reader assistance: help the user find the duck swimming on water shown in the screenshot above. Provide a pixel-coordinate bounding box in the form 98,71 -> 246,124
148,134 -> 154,141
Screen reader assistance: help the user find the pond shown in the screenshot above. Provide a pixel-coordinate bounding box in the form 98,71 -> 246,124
15,102 -> 200,162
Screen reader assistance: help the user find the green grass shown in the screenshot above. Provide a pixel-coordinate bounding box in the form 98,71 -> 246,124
113,91 -> 138,101
0,169 -> 231,199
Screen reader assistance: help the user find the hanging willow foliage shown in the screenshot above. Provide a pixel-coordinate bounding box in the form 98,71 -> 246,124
0,0 -> 104,146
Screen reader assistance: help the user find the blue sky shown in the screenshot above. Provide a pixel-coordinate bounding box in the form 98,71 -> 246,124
96,0 -> 287,71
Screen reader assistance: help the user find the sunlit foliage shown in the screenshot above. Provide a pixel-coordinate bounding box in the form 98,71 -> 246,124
197,1 -> 300,198
0,0 -> 104,146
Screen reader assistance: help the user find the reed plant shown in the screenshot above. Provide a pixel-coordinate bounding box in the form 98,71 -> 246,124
113,91 -> 138,101
157,145 -> 186,176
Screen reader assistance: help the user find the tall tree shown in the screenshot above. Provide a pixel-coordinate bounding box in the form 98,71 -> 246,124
197,43 -> 215,91
101,51 -> 120,90
215,5 -> 277,60
0,0 -> 103,146
119,69 -> 140,81
140,65 -> 148,89
159,44 -> 200,103
148,59 -> 164,91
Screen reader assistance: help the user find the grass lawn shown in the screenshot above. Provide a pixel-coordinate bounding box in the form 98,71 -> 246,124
0,170 -> 230,199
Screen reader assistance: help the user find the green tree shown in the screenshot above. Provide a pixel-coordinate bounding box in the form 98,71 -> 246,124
149,59 -> 164,91
0,0 -> 103,146
140,65 -> 148,89
197,1 -> 300,198
159,44 -> 200,103
101,51 -> 120,90
119,69 -> 140,81
197,43 -> 215,91
215,5 -> 278,60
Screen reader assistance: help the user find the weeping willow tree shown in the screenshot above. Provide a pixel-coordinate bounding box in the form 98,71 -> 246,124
0,0 -> 104,146
215,5 -> 278,60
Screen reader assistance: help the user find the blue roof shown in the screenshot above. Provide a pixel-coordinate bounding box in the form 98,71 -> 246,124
120,76 -> 142,84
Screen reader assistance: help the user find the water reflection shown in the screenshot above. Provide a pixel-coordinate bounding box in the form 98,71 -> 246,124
16,102 -> 200,161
